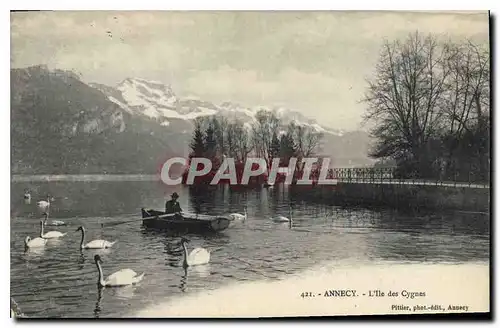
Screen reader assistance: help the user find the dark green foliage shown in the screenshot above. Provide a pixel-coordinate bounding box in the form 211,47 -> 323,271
189,121 -> 205,158
279,133 -> 297,165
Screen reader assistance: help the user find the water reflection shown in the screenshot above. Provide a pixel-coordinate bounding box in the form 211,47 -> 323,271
23,247 -> 46,257
10,180 -> 490,318
110,285 -> 136,300
190,264 -> 211,278
94,287 -> 103,318
77,251 -> 86,269
11,180 -> 180,219
179,267 -> 187,293
45,238 -> 65,247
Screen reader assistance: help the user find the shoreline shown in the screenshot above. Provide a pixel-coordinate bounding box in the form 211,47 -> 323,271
11,174 -> 159,182
11,176 -> 490,213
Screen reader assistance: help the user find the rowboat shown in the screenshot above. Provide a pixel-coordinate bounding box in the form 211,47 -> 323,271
141,208 -> 231,233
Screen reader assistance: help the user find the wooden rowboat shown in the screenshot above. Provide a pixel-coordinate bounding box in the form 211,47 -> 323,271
141,208 -> 231,233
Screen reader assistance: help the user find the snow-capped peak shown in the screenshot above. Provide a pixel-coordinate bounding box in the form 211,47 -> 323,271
117,78 -> 177,113
93,77 -> 342,136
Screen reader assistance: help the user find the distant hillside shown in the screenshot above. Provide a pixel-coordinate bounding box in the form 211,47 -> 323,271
11,66 -> 374,175
94,77 -> 375,167
11,66 -> 183,174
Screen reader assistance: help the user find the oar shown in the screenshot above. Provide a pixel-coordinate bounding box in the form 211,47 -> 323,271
100,213 -> 179,228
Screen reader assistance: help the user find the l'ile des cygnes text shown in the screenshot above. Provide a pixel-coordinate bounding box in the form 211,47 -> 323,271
300,289 -> 425,299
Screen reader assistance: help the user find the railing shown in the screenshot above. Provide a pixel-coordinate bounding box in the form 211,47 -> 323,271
331,168 -> 490,189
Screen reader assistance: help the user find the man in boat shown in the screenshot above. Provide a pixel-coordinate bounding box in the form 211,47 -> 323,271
165,192 -> 183,216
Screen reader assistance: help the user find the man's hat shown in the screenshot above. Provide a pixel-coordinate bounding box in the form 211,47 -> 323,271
171,192 -> 179,199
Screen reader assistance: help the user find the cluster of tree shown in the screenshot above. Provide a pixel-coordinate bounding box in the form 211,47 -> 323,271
364,32 -> 490,182
185,111 -> 325,184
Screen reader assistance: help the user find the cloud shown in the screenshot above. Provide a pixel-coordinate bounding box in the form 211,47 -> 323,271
10,11 -> 489,130
185,65 -> 365,128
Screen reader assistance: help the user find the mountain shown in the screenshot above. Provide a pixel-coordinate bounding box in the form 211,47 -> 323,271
94,77 -> 346,136
94,77 -> 373,167
11,66 -> 185,174
11,68 -> 373,175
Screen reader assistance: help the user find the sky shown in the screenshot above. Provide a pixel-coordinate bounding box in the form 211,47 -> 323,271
11,11 -> 489,130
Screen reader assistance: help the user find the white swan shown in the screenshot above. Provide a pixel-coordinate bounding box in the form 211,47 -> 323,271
264,181 -> 274,188
77,226 -> 116,249
39,220 -> 66,239
11,298 -> 23,318
37,196 -> 52,212
24,191 -> 31,204
94,255 -> 144,287
180,237 -> 210,267
43,213 -> 66,226
228,208 -> 247,221
271,206 -> 293,227
24,236 -> 47,248
272,215 -> 290,222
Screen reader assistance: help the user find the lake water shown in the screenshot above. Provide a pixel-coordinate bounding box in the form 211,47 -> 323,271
10,180 -> 490,318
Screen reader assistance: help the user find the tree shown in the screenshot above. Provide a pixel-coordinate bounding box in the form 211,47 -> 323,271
440,41 -> 490,180
363,32 -> 451,178
211,115 -> 228,158
189,120 -> 205,158
289,122 -> 323,166
363,31 -> 489,182
251,110 -> 280,168
269,130 -> 281,162
279,132 -> 296,166
234,122 -> 252,163
204,122 -> 217,163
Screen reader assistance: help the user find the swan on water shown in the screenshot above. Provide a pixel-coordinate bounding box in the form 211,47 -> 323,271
24,190 -> 31,204
94,254 -> 144,287
228,207 -> 247,221
37,195 -> 52,213
43,213 -> 66,226
180,237 -> 210,267
264,181 -> 274,188
11,298 -> 23,318
24,236 -> 47,248
271,206 -> 293,226
39,219 -> 66,239
77,226 -> 116,249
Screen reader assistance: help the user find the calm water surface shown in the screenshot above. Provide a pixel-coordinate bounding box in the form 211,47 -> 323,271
10,180 -> 490,318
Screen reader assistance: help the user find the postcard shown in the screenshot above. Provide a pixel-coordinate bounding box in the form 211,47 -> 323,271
10,10 -> 490,318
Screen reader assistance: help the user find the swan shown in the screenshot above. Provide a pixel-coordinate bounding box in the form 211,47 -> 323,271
37,196 -> 52,213
24,236 -> 47,248
24,191 -> 31,204
77,226 -> 116,249
180,237 -> 210,267
39,220 -> 66,239
228,207 -> 247,221
264,181 -> 274,188
11,298 -> 23,318
271,206 -> 293,227
43,213 -> 66,226
94,254 -> 144,287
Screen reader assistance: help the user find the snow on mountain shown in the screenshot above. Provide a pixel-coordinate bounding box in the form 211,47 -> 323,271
93,77 -> 344,136
116,78 -> 177,119
177,98 -> 219,118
